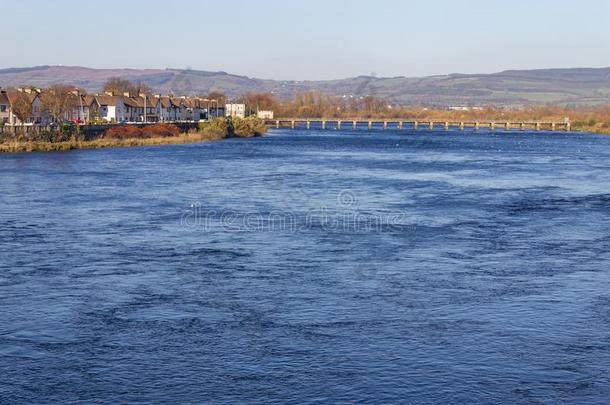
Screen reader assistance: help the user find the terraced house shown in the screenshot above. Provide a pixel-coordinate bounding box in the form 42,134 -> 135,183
91,93 -> 127,122
2,88 -> 50,125
122,94 -> 158,122
1,87 -> 228,124
89,93 -> 215,122
0,90 -> 9,124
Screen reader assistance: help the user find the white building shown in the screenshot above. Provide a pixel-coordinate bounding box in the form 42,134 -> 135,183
93,94 -> 127,122
257,110 -> 274,119
225,103 -> 246,118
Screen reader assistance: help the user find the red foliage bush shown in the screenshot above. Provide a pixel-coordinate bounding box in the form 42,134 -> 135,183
104,125 -> 141,139
104,124 -> 181,139
142,123 -> 181,138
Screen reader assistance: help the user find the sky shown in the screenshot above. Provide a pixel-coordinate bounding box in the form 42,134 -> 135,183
1,0 -> 610,80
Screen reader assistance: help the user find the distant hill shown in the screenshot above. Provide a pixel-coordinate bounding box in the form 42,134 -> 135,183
1,65 -> 610,106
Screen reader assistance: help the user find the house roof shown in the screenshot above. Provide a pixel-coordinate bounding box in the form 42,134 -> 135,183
135,95 -> 157,108
184,98 -> 204,108
94,95 -> 122,106
170,98 -> 185,108
82,95 -> 96,106
147,97 -> 159,107
123,97 -> 140,108
4,89 -> 37,106
161,97 -> 171,108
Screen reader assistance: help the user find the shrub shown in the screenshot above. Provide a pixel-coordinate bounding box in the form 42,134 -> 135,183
197,117 -> 228,137
103,125 -> 141,139
104,123 -> 181,139
195,117 -> 267,138
141,123 -> 181,138
231,117 -> 267,137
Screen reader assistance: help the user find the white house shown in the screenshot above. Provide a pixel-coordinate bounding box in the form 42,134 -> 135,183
93,93 -> 127,122
226,103 -> 246,118
257,110 -> 274,119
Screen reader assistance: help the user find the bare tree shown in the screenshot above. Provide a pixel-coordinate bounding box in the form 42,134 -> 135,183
40,85 -> 79,123
103,77 -> 132,95
11,92 -> 32,125
207,91 -> 227,106
130,81 -> 151,96
242,93 -> 277,115
103,77 -> 151,96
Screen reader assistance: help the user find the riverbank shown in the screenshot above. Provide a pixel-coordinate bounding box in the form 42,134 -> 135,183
0,118 -> 267,153
0,132 -> 227,153
574,124 -> 610,135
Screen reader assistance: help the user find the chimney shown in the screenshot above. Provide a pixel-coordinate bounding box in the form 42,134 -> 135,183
105,91 -> 114,96
154,94 -> 161,98
123,92 -> 130,97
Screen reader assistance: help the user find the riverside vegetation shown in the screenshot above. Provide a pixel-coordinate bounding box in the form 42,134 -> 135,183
242,91 -> 610,135
0,117 -> 267,153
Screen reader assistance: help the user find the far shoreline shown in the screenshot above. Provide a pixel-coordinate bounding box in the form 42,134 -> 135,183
0,117 -> 267,153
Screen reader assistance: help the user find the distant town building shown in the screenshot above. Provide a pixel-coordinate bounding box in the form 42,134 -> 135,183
225,103 -> 246,118
257,110 -> 274,119
448,106 -> 483,111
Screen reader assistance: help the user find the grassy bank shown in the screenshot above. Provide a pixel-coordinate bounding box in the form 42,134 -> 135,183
0,132 -> 227,153
572,124 -> 610,135
0,117 -> 267,153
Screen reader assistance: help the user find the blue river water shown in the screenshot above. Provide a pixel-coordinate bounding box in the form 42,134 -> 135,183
1,128 -> 610,404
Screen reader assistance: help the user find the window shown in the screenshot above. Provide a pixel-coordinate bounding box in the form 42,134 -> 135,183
0,105 -> 6,112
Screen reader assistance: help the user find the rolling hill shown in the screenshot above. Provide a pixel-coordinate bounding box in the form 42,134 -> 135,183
1,65 -> 610,106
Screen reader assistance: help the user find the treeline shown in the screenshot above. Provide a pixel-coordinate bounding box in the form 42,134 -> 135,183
235,91 -> 610,132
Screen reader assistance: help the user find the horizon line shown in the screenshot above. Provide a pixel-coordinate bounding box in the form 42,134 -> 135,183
1,64 -> 610,82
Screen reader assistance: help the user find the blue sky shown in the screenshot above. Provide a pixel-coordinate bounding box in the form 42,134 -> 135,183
1,0 -> 610,80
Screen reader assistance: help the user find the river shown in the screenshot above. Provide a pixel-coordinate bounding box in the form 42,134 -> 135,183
1,129 -> 610,403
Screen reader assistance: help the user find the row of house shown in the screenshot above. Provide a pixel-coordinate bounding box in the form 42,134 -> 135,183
0,88 -> 46,125
0,88 -> 273,125
88,92 -> 228,123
